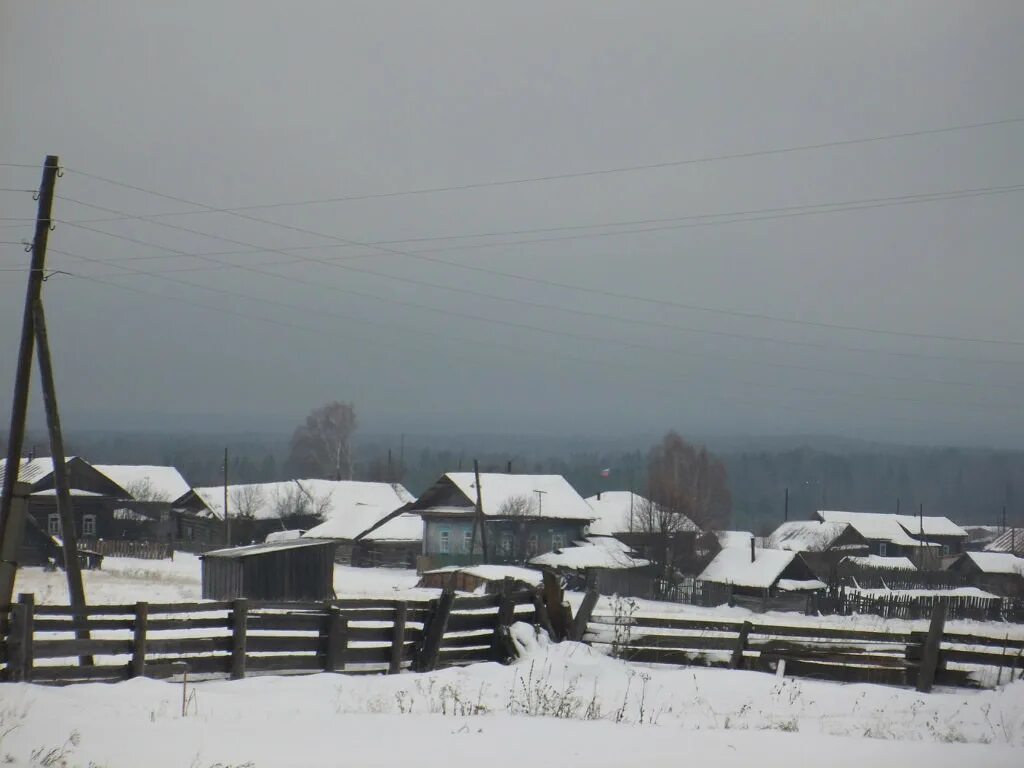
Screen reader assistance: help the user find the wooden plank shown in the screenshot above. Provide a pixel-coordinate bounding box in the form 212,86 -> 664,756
6,603 -> 26,682
20,594 -> 34,682
940,632 -> 1024,651
916,599 -> 947,693
416,589 -> 455,673
571,589 -> 599,642
246,613 -> 325,632
774,657 -> 908,687
751,623 -> 913,644
342,645 -> 392,664
33,601 -> 232,616
246,655 -> 324,673
325,608 -> 347,672
437,647 -> 494,665
939,647 -> 1019,667
30,663 -> 130,682
332,598 -> 431,609
345,625 -> 396,643
34,618 -> 136,632
231,598 -> 248,680
730,622 -> 751,669
622,634 -> 738,652
618,646 -> 726,667
533,592 -> 556,640
145,655 -> 231,678
389,602 -> 407,675
590,614 -> 744,634
131,602 -> 147,678
451,594 -> 501,610
147,636 -> 234,655
244,635 -> 322,654
441,632 -> 494,649
33,638 -> 133,659
145,617 -> 232,632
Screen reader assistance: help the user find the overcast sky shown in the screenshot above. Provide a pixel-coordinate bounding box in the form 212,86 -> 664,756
2,1 -> 1023,444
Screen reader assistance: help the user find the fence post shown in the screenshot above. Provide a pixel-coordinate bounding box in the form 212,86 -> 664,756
131,601 -> 148,678
571,588 -> 600,642
730,621 -> 751,670
916,598 -> 947,693
18,593 -> 34,682
230,598 -> 248,680
491,578 -> 518,662
325,605 -> 348,672
388,601 -> 407,674
542,571 -> 569,640
532,589 -> 557,641
6,602 -> 26,682
416,588 -> 455,673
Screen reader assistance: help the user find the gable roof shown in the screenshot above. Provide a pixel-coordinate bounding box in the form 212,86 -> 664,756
201,537 -> 338,559
530,539 -> 650,570
0,456 -> 130,497
585,491 -> 699,535
985,528 -> 1024,554
840,554 -> 917,571
957,551 -> 1024,576
92,464 -> 192,503
353,511 -> 423,542
816,510 -> 957,547
414,473 -> 593,521
767,520 -> 855,552
698,547 -> 798,589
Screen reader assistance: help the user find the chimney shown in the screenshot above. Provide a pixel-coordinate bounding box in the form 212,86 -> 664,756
506,460 -> 512,473
597,491 -> 602,501
750,536 -> 756,563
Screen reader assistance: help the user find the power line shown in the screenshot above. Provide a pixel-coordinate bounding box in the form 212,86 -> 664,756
62,116 -> 1024,213
52,178 -> 1024,349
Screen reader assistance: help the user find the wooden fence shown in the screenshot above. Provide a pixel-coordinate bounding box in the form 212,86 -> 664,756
584,605 -> 1024,690
808,589 -> 1024,623
0,583 -> 539,685
79,539 -> 173,560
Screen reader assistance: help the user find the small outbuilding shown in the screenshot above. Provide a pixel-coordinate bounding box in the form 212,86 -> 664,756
200,538 -> 338,601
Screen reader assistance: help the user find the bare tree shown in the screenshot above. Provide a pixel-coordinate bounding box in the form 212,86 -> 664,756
230,485 -> 266,519
288,402 -> 357,480
646,431 -> 731,531
496,494 -> 536,517
122,477 -> 170,502
271,481 -> 332,528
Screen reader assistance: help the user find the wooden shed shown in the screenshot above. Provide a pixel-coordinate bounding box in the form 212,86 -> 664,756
200,538 -> 338,601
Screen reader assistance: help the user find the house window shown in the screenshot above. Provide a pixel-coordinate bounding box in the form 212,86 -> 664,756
501,532 -> 513,556
942,544 -> 950,556
878,542 -> 887,557
48,513 -> 61,536
551,533 -> 564,551
439,529 -> 450,554
463,530 -> 474,554
82,514 -> 96,537
527,533 -> 538,557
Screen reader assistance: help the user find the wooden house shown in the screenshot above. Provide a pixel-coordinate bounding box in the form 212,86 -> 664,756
946,551 -> 1024,597
406,472 -> 594,571
697,543 -> 823,599
585,491 -> 704,574
766,520 -> 868,579
815,510 -> 966,567
200,538 -> 339,601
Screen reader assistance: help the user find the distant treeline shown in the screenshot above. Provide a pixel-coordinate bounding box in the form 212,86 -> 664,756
9,430 -> 1023,531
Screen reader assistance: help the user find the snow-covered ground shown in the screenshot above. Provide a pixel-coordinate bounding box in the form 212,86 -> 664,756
6,557 -> 1024,765
0,626 -> 1022,766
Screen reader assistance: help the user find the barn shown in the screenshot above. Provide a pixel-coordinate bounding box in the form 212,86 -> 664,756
200,538 -> 338,601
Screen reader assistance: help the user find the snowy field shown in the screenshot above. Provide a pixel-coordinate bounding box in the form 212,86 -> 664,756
3,556 -> 1024,765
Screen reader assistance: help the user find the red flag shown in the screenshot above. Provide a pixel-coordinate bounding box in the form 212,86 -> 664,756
600,468 -> 611,478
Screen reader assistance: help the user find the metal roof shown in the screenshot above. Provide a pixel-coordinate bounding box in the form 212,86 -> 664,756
201,537 -> 339,559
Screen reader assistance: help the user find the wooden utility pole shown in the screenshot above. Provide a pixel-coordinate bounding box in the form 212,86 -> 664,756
783,487 -> 789,522
473,460 -> 488,563
32,300 -> 92,664
0,155 -> 59,610
223,447 -> 230,545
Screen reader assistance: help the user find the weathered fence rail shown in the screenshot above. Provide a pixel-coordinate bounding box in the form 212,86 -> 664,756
585,605 -> 1024,691
808,589 -> 1024,622
1,583 -> 540,685
79,539 -> 173,560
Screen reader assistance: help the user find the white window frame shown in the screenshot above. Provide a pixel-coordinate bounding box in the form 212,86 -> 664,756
48,513 -> 61,536
463,530 -> 474,554
878,542 -> 887,557
439,529 -> 450,554
527,533 -> 539,556
82,514 -> 96,537
942,544 -> 950,556
501,532 -> 513,556
551,532 -> 565,550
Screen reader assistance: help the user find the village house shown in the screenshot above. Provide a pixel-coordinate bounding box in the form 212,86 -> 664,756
815,510 -> 967,567
585,491 -> 708,574
200,538 -> 339,601
765,519 -> 868,579
697,543 -> 823,605
946,551 -> 1024,597
405,472 -> 594,571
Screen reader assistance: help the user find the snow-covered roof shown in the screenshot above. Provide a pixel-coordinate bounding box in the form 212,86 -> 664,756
265,529 -> 305,543
92,464 -> 192,503
584,491 -> 698,535
355,512 -> 422,542
715,530 -> 754,549
529,540 -> 650,570
959,551 -> 1024,576
777,578 -> 827,592
817,510 -> 956,546
841,555 -> 917,571
422,564 -> 543,586
30,488 -> 104,497
985,528 -> 1024,554
767,520 -> 852,552
698,547 -> 797,589
195,480 -> 413,540
438,473 -> 594,521
0,457 -> 67,487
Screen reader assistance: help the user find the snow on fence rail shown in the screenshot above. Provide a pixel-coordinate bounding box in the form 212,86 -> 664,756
0,585 -> 538,685
79,539 -> 173,560
585,606 -> 1024,691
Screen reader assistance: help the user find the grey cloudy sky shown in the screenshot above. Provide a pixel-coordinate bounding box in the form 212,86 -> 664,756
2,1 -> 1023,444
